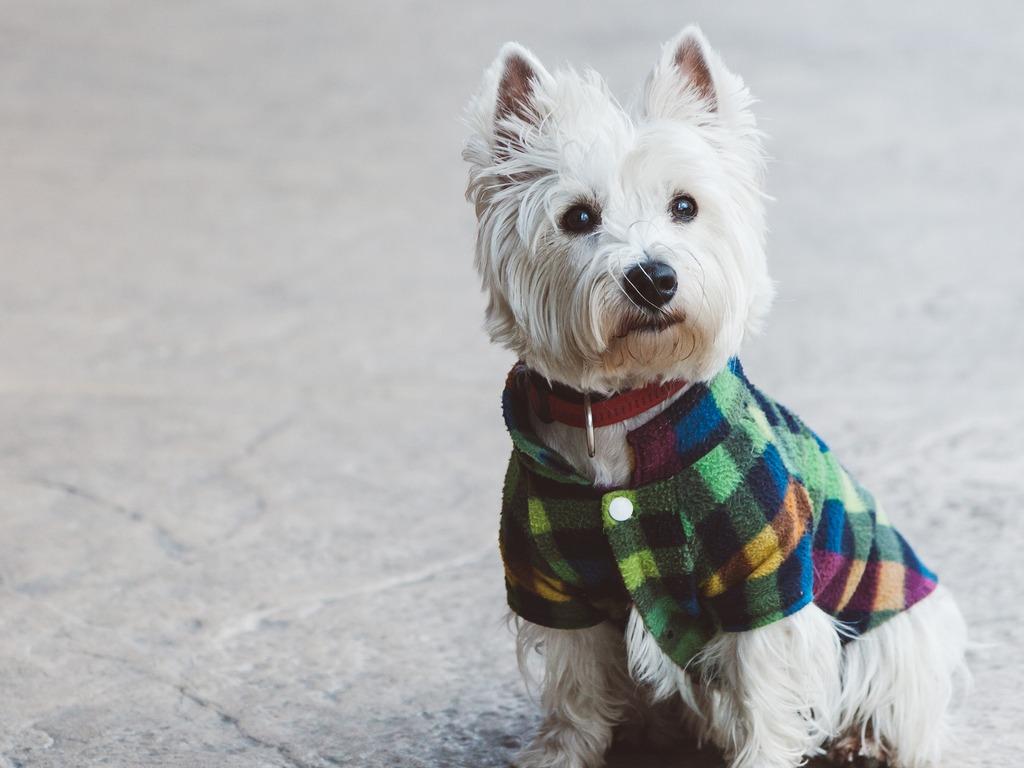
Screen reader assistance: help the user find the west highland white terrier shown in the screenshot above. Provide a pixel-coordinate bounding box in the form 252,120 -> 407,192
463,26 -> 967,768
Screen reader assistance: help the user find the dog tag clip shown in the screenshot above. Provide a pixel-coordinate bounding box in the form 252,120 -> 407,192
583,393 -> 596,458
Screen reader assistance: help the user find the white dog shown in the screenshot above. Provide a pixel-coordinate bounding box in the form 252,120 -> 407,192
463,27 -> 967,768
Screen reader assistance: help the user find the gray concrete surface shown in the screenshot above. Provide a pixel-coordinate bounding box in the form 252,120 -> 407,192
1,2 -> 1022,766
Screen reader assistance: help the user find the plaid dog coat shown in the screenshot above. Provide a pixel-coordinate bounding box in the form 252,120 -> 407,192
499,359 -> 938,667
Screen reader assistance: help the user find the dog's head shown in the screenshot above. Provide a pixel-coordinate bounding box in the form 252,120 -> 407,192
464,27 -> 773,393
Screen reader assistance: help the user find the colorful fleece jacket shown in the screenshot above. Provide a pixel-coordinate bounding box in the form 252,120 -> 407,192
499,358 -> 937,668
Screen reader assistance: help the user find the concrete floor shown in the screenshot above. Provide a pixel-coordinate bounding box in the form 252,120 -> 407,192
1,2 -> 1022,766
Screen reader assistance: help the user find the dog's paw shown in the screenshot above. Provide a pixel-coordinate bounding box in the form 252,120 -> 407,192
612,697 -> 689,753
826,731 -> 889,767
514,726 -> 609,768
513,741 -> 596,768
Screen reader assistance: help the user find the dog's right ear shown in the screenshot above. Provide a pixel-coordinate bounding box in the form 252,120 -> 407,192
465,42 -> 553,159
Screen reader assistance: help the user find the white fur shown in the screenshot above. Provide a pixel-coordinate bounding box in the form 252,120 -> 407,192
466,25 -> 967,768
692,604 -> 843,768
835,584 -> 969,767
518,594 -> 967,768
464,27 -> 773,393
514,620 -> 633,768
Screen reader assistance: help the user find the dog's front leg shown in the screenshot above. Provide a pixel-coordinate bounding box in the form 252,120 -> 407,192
513,620 -> 631,768
700,605 -> 843,768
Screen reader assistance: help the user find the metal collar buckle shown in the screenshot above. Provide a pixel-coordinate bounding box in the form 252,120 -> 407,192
583,392 -> 596,458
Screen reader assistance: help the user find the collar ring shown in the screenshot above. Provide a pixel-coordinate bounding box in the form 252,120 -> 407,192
583,393 -> 596,458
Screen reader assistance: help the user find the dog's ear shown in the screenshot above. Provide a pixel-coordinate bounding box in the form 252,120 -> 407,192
465,42 -> 553,159
493,44 -> 548,129
642,26 -> 744,124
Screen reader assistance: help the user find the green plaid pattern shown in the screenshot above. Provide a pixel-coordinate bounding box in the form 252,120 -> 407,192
499,359 -> 937,668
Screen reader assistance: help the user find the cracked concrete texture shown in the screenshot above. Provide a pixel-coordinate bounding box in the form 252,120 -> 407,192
0,1 -> 1022,766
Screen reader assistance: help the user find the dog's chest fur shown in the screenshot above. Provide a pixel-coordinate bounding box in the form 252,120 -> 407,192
528,386 -> 691,487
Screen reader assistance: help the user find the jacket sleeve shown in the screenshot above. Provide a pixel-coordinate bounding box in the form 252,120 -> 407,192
500,535 -> 605,629
499,456 -> 604,630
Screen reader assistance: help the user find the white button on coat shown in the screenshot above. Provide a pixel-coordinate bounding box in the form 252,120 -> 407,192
608,496 -> 634,522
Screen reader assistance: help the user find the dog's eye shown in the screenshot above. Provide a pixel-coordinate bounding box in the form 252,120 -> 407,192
560,204 -> 601,235
669,194 -> 698,223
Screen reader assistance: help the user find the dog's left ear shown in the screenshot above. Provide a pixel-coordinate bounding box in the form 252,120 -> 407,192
642,26 -> 750,126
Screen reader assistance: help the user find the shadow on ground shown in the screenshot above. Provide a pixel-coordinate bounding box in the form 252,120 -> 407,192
605,743 -> 878,768
606,741 -> 724,768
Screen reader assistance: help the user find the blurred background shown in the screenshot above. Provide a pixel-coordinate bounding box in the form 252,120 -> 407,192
1,2 -> 1022,766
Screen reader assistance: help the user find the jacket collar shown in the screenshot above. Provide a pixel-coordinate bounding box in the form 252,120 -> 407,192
503,358 -> 750,489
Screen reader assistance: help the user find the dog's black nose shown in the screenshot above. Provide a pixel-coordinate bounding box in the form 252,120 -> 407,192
623,261 -> 677,309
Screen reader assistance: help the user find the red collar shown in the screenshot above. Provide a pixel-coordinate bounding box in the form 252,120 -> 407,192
524,369 -> 688,429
